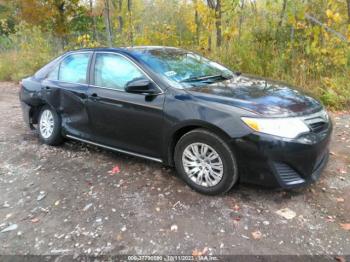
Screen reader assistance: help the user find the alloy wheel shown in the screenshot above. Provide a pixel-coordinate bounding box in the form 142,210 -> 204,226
181,142 -> 224,187
39,109 -> 54,139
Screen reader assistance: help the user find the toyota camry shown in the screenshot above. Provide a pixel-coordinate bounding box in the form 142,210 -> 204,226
19,46 -> 332,195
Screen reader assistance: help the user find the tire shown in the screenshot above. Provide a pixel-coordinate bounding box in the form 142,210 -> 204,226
174,128 -> 238,195
38,105 -> 63,146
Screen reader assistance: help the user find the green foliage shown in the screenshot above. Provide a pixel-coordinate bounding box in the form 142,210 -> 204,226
0,23 -> 52,81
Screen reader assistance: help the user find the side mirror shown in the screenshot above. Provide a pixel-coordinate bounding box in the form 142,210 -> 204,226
125,79 -> 157,94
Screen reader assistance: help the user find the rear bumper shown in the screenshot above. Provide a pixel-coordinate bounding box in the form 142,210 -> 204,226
232,121 -> 332,189
20,101 -> 35,130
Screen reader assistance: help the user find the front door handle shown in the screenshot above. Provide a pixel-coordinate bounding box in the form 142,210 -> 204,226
89,93 -> 100,101
42,86 -> 52,95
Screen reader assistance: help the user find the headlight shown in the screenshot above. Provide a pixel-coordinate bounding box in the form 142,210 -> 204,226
321,109 -> 329,122
241,117 -> 310,139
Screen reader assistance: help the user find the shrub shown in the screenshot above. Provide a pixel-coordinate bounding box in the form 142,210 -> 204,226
0,23 -> 53,81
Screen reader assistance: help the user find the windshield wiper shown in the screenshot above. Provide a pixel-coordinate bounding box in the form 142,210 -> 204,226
180,74 -> 232,83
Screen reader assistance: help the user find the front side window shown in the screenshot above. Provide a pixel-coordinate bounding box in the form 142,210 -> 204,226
47,64 -> 59,80
59,53 -> 90,84
94,53 -> 146,91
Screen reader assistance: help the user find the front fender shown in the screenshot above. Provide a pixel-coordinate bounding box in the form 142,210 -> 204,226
161,89 -> 255,165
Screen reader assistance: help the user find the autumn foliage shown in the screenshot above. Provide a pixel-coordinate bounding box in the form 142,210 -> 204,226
0,0 -> 349,108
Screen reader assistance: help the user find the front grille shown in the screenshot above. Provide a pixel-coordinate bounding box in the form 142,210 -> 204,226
273,162 -> 305,186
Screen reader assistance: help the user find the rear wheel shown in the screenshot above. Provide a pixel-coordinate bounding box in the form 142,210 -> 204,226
38,106 -> 63,146
174,129 -> 238,195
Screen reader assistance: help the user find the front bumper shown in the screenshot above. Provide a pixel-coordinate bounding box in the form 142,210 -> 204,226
232,121 -> 332,188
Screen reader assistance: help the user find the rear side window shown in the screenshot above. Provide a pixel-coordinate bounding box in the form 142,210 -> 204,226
58,53 -> 90,84
35,55 -> 62,79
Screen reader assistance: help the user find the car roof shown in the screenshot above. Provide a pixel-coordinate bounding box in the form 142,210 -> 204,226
70,46 -> 184,54
34,46 -> 187,80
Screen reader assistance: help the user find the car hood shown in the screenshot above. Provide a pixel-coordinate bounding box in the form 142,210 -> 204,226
185,74 -> 323,117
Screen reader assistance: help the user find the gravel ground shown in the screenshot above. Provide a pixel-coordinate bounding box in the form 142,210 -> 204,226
0,82 -> 349,258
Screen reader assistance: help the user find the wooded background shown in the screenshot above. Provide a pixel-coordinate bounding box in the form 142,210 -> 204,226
0,0 -> 349,108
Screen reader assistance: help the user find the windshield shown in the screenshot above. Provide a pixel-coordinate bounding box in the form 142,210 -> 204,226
132,48 -> 234,88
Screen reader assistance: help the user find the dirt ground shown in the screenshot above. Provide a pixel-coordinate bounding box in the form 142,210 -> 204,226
0,82 -> 349,257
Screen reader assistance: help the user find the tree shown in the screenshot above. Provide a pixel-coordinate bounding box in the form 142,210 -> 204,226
207,0 -> 222,48
89,0 -> 98,40
104,0 -> 113,47
193,0 -> 200,45
0,0 -> 16,34
50,0 -> 81,48
278,0 -> 287,27
15,0 -> 51,26
238,0 -> 245,39
127,0 -> 133,45
347,0 -> 350,24
113,0 -> 123,33
13,0 -> 81,48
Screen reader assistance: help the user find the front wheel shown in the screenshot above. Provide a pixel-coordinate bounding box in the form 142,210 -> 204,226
174,129 -> 238,195
38,106 -> 63,146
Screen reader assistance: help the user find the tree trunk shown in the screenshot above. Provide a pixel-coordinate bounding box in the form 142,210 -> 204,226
238,0 -> 245,40
127,0 -> 133,45
250,0 -> 257,14
347,0 -> 350,24
215,0 -> 222,47
278,0 -> 287,27
104,0 -> 113,47
117,0 -> 123,33
194,0 -> 200,45
56,1 -> 66,50
89,0 -> 97,41
207,0 -> 222,48
208,35 -> 212,51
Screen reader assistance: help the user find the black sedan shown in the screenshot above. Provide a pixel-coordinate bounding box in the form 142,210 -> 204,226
19,46 -> 332,195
